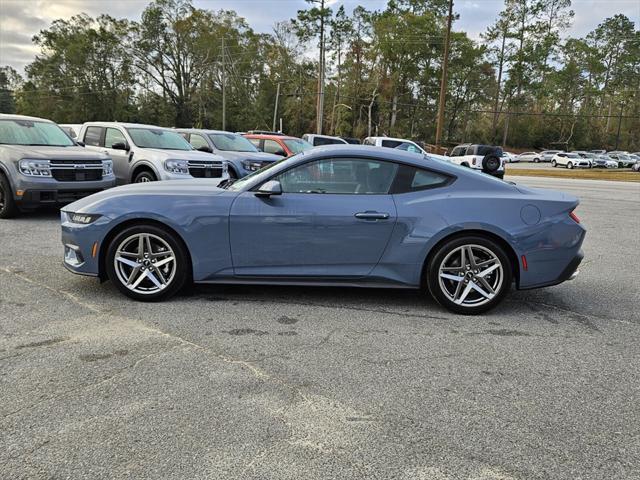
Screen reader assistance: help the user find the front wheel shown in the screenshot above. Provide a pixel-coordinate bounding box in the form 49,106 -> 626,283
106,225 -> 190,301
0,174 -> 18,219
134,170 -> 157,183
533,158 -> 539,163
567,162 -> 573,169
426,236 -> 512,315
551,160 -> 557,167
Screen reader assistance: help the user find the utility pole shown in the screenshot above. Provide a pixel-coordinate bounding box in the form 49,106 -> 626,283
221,37 -> 226,131
435,0 -> 453,150
615,102 -> 624,150
316,0 -> 326,135
272,82 -> 281,132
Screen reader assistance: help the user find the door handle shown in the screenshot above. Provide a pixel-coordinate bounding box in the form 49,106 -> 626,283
354,211 -> 390,220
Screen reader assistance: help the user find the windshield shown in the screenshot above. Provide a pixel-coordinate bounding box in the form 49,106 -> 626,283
284,138 -> 313,155
209,133 -> 258,152
0,119 -> 75,147
225,158 -> 285,191
127,128 -> 193,150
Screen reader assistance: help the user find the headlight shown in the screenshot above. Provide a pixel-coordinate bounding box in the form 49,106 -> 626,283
19,159 -> 51,177
68,212 -> 102,224
102,159 -> 113,176
164,159 -> 189,174
242,160 -> 263,172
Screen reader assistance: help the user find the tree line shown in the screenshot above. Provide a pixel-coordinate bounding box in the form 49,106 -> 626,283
0,0 -> 638,151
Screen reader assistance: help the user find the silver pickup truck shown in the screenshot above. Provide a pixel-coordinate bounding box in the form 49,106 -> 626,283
0,114 -> 115,219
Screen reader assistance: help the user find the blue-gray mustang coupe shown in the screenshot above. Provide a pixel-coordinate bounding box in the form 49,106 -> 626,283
61,145 -> 585,314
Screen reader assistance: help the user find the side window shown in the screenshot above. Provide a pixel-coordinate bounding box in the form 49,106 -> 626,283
189,134 -> 209,150
392,165 -> 451,193
105,128 -> 126,148
381,139 -> 402,148
247,138 -> 261,149
363,138 -> 374,146
263,139 -> 286,156
83,126 -> 104,147
449,147 -> 460,157
465,145 -> 475,156
275,158 -> 398,195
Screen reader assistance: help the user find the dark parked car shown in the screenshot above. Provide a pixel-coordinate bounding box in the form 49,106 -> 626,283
178,129 -> 282,179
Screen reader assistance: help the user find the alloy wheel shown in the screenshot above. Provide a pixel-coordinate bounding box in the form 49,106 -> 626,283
113,233 -> 177,295
438,244 -> 504,308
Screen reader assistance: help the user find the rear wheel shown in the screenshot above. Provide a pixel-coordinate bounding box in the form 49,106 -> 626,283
551,160 -> 557,167
106,225 -> 190,301
0,174 -> 18,219
533,158 -> 539,163
427,236 -> 512,315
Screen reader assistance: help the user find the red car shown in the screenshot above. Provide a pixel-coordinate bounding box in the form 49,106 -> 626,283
242,134 -> 313,157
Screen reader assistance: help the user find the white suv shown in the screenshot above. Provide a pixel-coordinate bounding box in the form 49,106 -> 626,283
551,152 -> 591,169
79,122 -> 227,184
447,144 -> 505,178
302,134 -> 348,146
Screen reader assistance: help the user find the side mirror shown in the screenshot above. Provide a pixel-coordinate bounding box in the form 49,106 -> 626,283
255,180 -> 282,197
112,142 -> 129,151
197,145 -> 213,153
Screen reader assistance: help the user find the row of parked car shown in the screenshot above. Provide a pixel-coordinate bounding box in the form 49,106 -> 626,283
506,149 -> 640,169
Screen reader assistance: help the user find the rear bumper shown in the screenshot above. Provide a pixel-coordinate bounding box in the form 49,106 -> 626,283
519,250 -> 584,290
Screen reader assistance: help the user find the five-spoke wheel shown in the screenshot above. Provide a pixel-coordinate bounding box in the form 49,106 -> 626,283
427,236 -> 512,314
106,225 -> 189,301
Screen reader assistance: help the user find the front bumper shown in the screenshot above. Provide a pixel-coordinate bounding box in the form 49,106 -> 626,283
14,175 -> 116,208
61,212 -> 112,277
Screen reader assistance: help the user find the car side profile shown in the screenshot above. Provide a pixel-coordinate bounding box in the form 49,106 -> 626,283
79,122 -> 227,184
540,150 -> 562,162
516,152 -> 541,162
177,129 -> 282,178
243,133 -> 313,158
551,152 -> 591,169
60,145 -> 585,315
0,114 -> 115,218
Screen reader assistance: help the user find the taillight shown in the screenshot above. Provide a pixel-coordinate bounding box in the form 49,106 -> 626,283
569,211 -> 580,224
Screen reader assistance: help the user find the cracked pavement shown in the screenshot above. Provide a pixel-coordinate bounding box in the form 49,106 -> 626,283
0,176 -> 639,479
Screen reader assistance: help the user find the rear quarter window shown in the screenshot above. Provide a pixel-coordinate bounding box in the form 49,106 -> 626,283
391,165 -> 452,193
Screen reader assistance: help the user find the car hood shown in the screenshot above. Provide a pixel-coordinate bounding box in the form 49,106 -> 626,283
2,144 -> 109,160
217,150 -> 281,162
138,148 -> 224,162
63,179 -> 227,213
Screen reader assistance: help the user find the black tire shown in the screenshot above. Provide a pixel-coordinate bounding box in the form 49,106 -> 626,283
533,158 -> 539,163
133,169 -> 157,183
426,235 -> 512,315
0,174 -> 18,219
551,160 -> 557,167
567,162 -> 573,169
482,154 -> 501,174
105,224 -> 190,302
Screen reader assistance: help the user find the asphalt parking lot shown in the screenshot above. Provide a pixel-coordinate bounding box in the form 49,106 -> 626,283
1,176 -> 639,480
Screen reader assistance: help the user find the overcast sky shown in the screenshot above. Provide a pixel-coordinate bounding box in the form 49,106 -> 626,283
1,0 -> 638,73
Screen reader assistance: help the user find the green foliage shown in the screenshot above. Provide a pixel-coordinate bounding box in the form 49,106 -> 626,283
6,0 -> 639,150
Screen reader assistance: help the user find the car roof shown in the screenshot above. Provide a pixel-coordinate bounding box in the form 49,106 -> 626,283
83,121 -> 169,130
366,136 -> 420,143
243,133 -> 299,140
0,113 -> 54,123
176,128 -> 239,135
